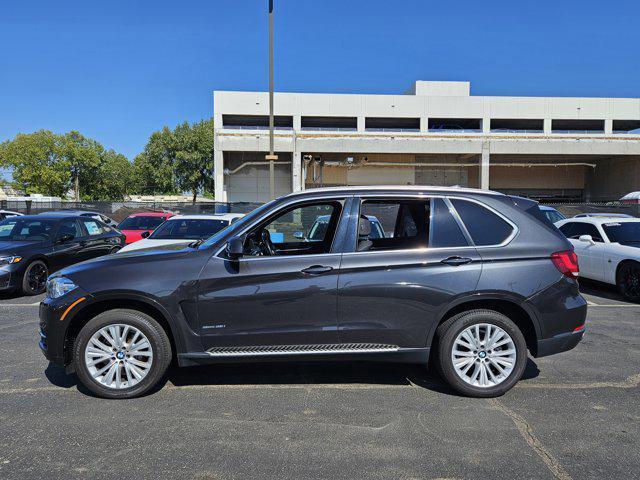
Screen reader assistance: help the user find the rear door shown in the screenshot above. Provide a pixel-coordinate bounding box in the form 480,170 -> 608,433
337,196 -> 482,349
78,218 -> 113,259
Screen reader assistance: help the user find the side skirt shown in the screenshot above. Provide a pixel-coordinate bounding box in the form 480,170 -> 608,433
178,344 -> 430,367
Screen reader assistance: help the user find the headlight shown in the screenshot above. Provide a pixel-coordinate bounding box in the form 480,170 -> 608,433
46,277 -> 78,299
0,256 -> 22,267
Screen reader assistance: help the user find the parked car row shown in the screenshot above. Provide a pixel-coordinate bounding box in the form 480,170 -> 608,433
38,186 -> 587,399
0,209 -> 245,296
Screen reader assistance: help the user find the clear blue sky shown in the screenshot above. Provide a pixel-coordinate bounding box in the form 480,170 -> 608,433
1,0 -> 638,160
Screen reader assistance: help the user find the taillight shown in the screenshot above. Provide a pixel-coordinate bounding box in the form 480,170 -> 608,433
551,250 -> 579,278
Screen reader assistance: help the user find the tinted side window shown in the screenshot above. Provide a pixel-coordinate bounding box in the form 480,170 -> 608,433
81,219 -> 104,236
430,199 -> 469,248
559,223 -> 576,238
450,199 -> 514,246
359,200 -> 430,251
57,219 -> 83,239
562,222 -> 603,242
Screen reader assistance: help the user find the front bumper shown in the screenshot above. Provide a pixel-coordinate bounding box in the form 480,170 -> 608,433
38,289 -> 91,368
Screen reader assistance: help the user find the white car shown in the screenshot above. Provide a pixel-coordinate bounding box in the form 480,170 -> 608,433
555,216 -> 640,301
117,213 -> 244,253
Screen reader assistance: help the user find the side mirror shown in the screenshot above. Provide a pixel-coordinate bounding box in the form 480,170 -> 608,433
56,234 -> 74,244
293,231 -> 305,240
141,231 -> 151,239
226,236 -> 245,259
578,234 -> 595,245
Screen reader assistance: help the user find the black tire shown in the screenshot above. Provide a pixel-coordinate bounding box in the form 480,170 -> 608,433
74,309 -> 172,399
616,261 -> 640,303
434,309 -> 527,398
21,260 -> 48,295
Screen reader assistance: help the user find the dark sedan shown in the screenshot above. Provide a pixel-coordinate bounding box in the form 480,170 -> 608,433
0,214 -> 125,295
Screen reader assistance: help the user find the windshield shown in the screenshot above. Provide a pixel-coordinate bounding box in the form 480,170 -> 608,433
0,218 -> 56,241
150,219 -> 230,240
199,201 -> 278,249
602,222 -> 640,244
544,210 -> 565,224
118,215 -> 167,230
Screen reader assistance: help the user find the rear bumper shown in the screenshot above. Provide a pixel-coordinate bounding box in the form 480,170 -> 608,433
535,325 -> 586,358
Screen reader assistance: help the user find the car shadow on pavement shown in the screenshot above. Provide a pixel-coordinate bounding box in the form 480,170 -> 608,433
44,358 -> 540,398
578,278 -> 626,302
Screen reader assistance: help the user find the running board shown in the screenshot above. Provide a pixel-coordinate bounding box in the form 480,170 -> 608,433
205,343 -> 399,357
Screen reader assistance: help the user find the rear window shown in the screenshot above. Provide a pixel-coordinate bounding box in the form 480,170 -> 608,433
450,199 -> 514,246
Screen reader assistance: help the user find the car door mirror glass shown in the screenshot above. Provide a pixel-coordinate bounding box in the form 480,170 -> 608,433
293,231 -> 305,240
226,236 -> 244,259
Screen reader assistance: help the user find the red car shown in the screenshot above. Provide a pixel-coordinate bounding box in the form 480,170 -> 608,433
117,212 -> 175,244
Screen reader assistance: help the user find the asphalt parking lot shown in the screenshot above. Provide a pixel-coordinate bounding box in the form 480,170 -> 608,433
0,281 -> 638,480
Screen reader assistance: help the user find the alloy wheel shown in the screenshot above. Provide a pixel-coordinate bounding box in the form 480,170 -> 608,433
84,324 -> 154,389
27,263 -> 48,293
620,264 -> 640,301
451,323 -> 516,388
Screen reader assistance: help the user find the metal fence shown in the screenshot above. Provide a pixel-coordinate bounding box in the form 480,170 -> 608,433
540,201 -> 640,218
0,200 -> 263,222
3,198 -> 639,223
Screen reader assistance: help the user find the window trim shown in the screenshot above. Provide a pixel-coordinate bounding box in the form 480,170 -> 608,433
214,195 -> 351,260
343,194 -> 518,255
448,197 -> 519,248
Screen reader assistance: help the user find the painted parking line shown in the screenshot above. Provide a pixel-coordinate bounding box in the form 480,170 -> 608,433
0,302 -> 41,307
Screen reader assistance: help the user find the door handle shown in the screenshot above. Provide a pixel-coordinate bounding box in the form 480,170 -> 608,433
441,256 -> 473,266
301,265 -> 334,275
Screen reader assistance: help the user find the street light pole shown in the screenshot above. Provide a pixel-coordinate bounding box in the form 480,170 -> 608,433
265,0 -> 278,199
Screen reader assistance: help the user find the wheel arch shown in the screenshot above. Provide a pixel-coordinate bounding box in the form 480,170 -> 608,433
63,294 -> 182,366
430,295 -> 540,356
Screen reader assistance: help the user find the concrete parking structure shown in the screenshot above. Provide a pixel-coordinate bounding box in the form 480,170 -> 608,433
213,81 -> 640,203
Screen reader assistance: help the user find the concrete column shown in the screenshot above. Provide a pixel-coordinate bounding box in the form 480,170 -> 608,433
420,116 -> 429,133
214,149 -> 226,202
480,143 -> 490,190
293,115 -> 301,131
482,118 -> 491,134
543,118 -> 552,134
357,117 -> 365,132
604,119 -> 613,134
292,151 -> 302,192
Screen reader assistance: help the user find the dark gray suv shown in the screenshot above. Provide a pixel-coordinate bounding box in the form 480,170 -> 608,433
39,186 -> 586,399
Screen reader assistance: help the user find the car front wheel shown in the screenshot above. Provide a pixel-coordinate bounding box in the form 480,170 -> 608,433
21,260 -> 48,295
74,309 -> 172,399
435,309 -> 528,398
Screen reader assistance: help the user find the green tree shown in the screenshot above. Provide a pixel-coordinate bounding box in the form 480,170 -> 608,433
0,130 -> 70,197
172,119 -> 215,203
0,130 -> 132,201
138,119 -> 215,202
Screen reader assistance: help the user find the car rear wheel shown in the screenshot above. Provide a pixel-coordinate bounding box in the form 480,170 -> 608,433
434,309 -> 527,398
21,260 -> 48,295
74,309 -> 172,399
617,261 -> 640,303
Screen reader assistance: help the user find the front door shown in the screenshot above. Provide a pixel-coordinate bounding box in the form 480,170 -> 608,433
337,197 -> 482,348
196,198 -> 349,349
